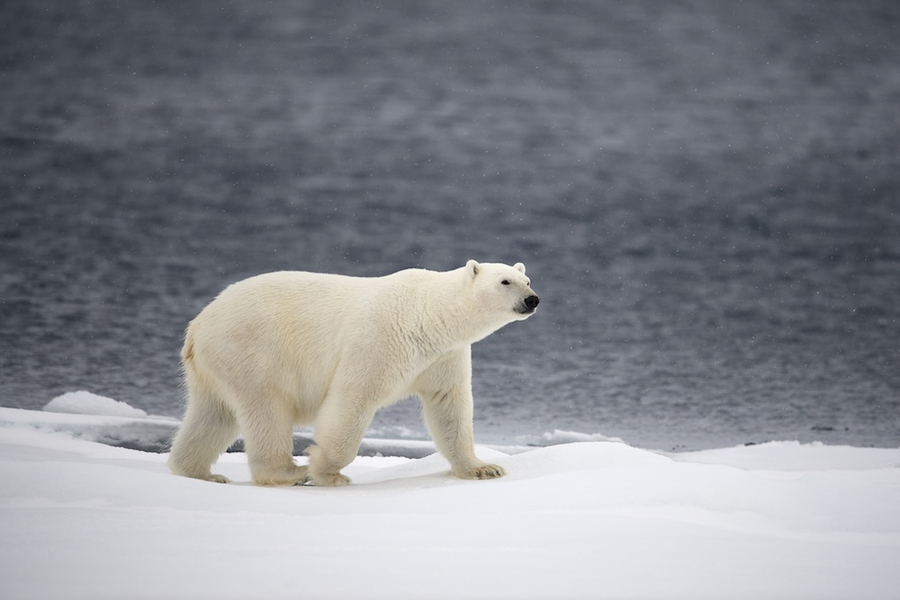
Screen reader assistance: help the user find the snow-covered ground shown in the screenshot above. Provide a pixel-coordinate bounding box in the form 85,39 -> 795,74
1,395 -> 898,600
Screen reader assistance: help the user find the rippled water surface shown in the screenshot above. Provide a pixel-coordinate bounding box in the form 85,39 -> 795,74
2,0 -> 899,450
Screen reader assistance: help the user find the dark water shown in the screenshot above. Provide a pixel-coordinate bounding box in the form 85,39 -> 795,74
2,0 -> 899,450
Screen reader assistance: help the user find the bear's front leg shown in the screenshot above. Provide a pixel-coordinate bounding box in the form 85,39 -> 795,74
304,445 -> 351,486
417,349 -> 505,480
239,402 -> 311,486
421,392 -> 506,480
422,393 -> 506,479
306,394 -> 377,486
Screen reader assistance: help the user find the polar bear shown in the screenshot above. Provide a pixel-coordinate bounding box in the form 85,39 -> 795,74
168,260 -> 539,486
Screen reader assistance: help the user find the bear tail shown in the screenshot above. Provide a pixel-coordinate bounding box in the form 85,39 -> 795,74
181,321 -> 196,365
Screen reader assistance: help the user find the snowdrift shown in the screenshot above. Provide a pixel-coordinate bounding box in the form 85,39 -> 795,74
1,401 -> 899,600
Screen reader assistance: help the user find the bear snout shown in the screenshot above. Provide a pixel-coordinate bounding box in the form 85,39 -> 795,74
517,294 -> 540,314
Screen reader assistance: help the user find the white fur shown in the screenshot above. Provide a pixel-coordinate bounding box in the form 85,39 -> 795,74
168,261 -> 538,486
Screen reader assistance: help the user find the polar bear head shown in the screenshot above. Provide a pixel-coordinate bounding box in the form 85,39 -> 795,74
465,260 -> 540,324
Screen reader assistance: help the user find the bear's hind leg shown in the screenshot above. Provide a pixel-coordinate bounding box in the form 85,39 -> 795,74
168,388 -> 238,484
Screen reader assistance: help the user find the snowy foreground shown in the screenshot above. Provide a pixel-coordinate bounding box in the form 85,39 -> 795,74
1,398 -> 899,600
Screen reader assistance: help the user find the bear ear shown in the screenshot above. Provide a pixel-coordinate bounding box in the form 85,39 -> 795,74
514,262 -> 526,274
466,259 -> 480,278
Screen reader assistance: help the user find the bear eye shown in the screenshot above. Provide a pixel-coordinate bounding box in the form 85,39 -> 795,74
501,279 -> 510,285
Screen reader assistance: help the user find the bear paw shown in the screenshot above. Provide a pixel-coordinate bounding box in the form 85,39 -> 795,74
205,473 -> 230,484
252,464 -> 309,487
456,464 -> 505,480
308,471 -> 351,487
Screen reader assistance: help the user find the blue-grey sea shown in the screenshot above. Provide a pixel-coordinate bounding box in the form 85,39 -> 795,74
2,0 -> 899,450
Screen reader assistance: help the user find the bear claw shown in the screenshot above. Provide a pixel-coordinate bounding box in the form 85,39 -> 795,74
458,464 -> 505,480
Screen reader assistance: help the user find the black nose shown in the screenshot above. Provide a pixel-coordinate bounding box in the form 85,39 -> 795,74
525,295 -> 540,310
